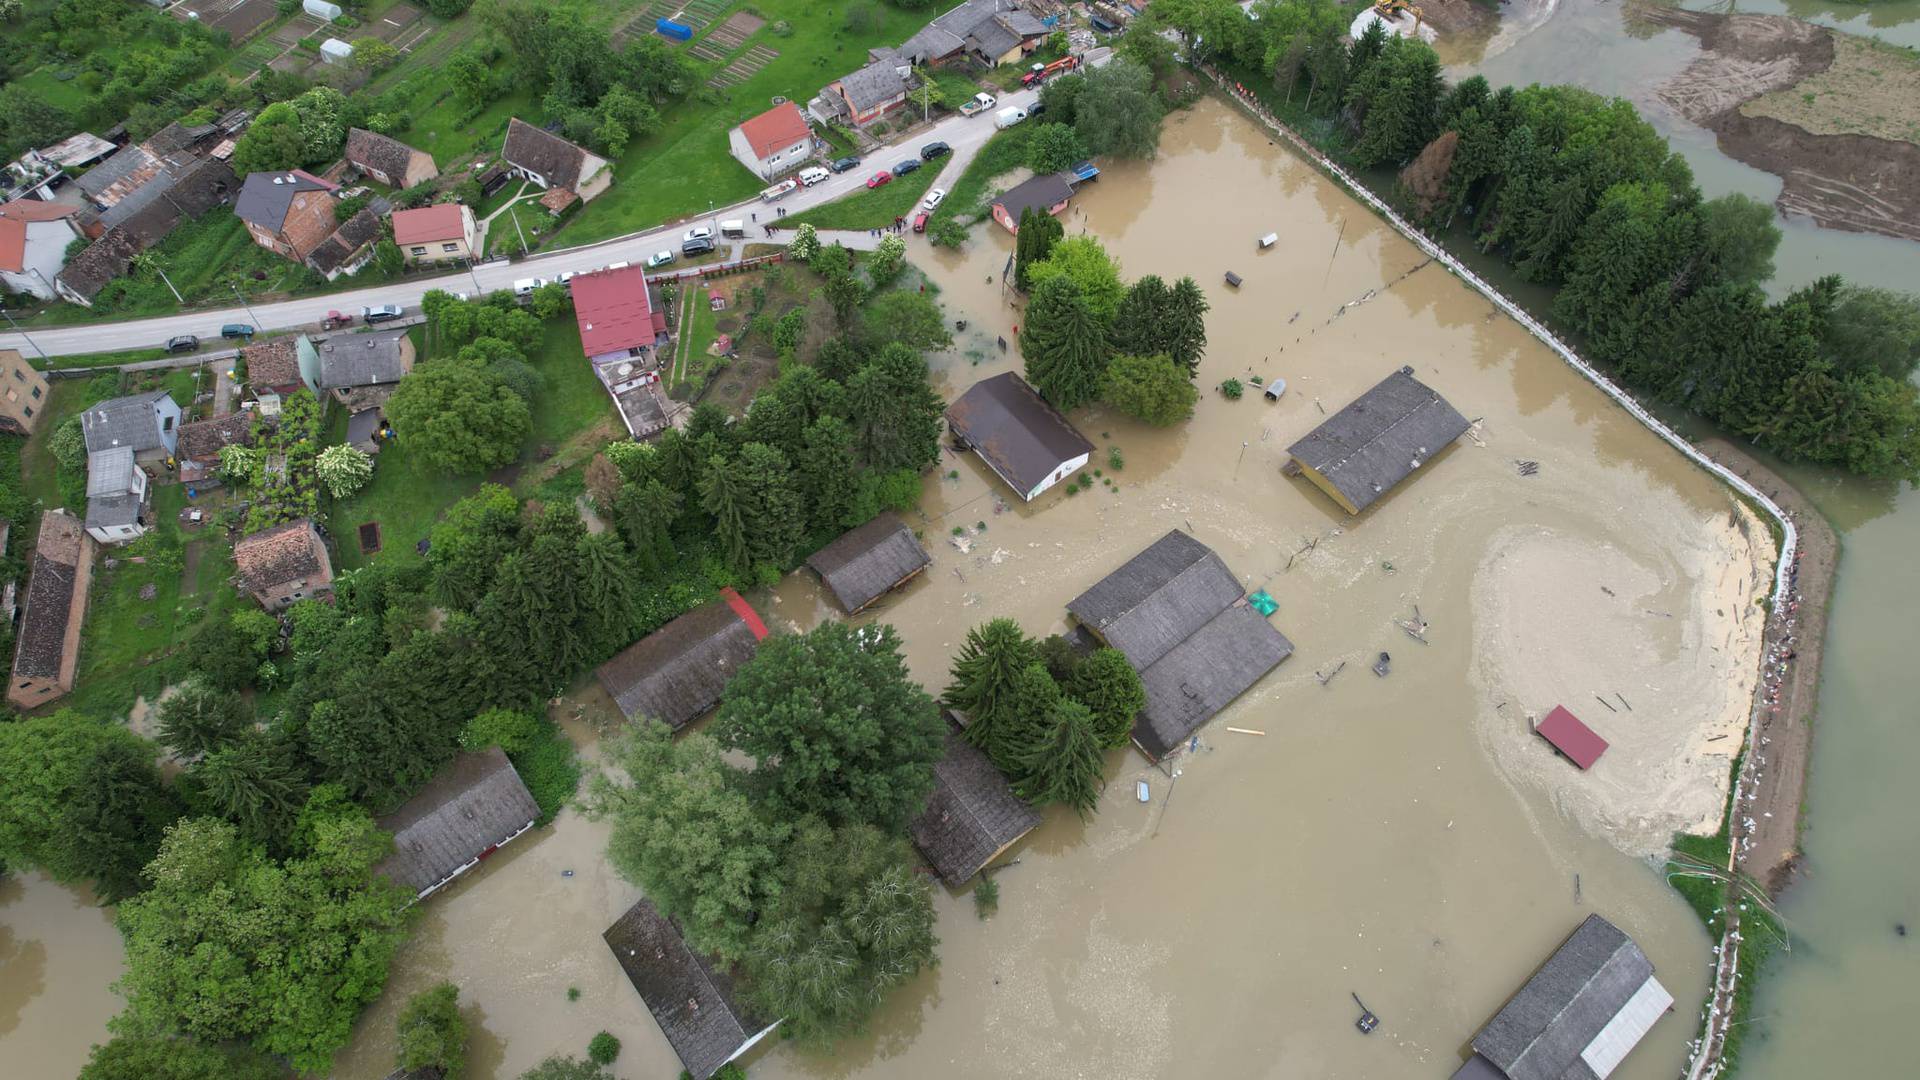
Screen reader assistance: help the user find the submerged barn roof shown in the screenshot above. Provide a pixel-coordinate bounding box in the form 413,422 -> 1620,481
1068,530 -> 1293,760
1466,914 -> 1673,1080
910,725 -> 1041,887
604,899 -> 777,1080
946,372 -> 1093,498
992,173 -> 1074,221
374,748 -> 541,898
806,516 -> 930,614
596,588 -> 768,729
1287,365 -> 1469,513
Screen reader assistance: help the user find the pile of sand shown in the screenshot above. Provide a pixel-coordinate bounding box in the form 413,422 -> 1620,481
1469,514 -> 1768,857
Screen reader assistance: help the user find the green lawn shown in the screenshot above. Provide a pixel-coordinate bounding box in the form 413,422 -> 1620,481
554,0 -> 945,246
327,314 -> 616,569
931,124 -> 1037,227
785,163 -> 943,230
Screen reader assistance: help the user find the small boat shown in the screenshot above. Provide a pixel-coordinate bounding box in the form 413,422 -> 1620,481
1259,232 -> 1279,249
1136,780 -> 1151,803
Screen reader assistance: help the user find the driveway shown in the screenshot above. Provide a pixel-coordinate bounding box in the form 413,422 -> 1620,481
1,51 -> 1107,359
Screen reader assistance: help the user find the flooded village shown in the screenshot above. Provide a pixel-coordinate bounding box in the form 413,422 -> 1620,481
20,1 -> 1920,1076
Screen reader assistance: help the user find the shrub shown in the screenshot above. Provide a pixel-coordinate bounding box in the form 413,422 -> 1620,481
1219,378 -> 1244,400
587,1032 -> 620,1066
973,875 -> 999,918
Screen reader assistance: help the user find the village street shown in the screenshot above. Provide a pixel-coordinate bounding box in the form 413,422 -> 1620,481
0,56 -> 1113,360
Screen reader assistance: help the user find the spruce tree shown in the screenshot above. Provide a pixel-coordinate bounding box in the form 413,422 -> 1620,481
614,479 -> 680,575
1111,274 -> 1170,356
193,733 -> 310,844
990,662 -> 1064,776
1012,699 -> 1106,816
736,442 -> 806,571
156,680 -> 252,760
699,454 -> 753,576
798,416 -> 861,532
1021,276 -> 1110,410
1068,648 -> 1146,749
1164,277 -> 1210,377
942,619 -> 1040,758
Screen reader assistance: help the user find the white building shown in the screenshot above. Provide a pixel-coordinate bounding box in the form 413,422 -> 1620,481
84,446 -> 151,544
728,101 -> 817,180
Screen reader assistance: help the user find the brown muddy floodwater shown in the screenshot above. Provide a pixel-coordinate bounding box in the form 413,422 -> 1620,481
332,97 -> 1768,1079
0,874 -> 122,1078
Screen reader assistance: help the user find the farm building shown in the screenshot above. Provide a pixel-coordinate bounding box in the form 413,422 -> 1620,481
1534,705 -> 1609,770
80,389 -> 179,466
595,588 -> 769,730
502,118 -> 612,203
175,412 -> 255,486
1286,365 -> 1470,515
1067,529 -> 1294,760
945,372 -> 1093,501
604,899 -> 779,1080
909,720 -> 1041,887
813,56 -> 913,129
232,519 -> 334,611
240,336 -> 309,397
891,0 -> 1050,68
1450,914 -> 1674,1080
805,515 -> 931,614
729,100 -> 816,180
374,748 -> 542,901
6,510 -> 93,710
83,445 -> 150,544
990,173 -> 1074,233
343,128 -> 438,189
305,206 -> 381,280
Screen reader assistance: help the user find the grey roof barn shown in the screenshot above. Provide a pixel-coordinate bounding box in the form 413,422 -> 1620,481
946,372 -> 1094,501
374,748 -> 542,900
1287,365 -> 1469,514
836,57 -> 913,113
604,899 -> 779,1080
910,723 -> 1041,887
806,516 -> 931,614
1453,914 -> 1675,1080
8,510 -> 90,705
1067,530 -> 1294,760
595,589 -> 769,730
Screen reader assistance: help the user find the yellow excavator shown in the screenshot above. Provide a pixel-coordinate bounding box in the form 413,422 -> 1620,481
1372,0 -> 1428,33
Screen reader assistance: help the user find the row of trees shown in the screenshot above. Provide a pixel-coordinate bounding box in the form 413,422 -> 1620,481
1017,233 -> 1209,425
592,622 -> 943,1042
943,620 -> 1145,815
1152,0 -> 1920,481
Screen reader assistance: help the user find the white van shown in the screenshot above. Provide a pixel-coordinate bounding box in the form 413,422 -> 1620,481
512,277 -> 545,297
798,166 -> 831,187
993,106 -> 1028,130
719,219 -> 747,238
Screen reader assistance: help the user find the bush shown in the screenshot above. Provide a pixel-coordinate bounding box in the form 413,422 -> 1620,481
586,1032 -> 620,1065
770,19 -> 793,36
973,875 -> 999,918
1219,378 -> 1244,400
49,418 -> 87,472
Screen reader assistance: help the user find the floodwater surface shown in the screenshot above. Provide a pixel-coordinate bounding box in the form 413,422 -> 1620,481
0,874 -> 121,1078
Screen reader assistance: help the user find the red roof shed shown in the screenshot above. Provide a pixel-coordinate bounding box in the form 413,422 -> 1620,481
1535,705 -> 1608,770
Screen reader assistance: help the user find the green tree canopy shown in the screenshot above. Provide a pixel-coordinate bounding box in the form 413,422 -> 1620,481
77,1035 -> 284,1080
386,361 -> 532,474
1103,352 -> 1199,426
396,982 -> 468,1080
845,343 -> 945,472
155,680 -> 253,760
1067,59 -> 1166,159
1013,698 -> 1106,815
1026,235 -> 1126,322
859,289 -> 953,353
942,619 -> 1040,761
715,622 -> 944,832
1068,648 -> 1147,748
1021,275 -> 1111,411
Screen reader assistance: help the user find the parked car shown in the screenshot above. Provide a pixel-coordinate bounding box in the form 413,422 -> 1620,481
921,188 -> 946,211
912,211 -> 930,233
164,334 -> 199,354
798,166 -> 831,187
511,278 -> 544,297
893,158 -> 922,176
681,236 -> 716,256
607,261 -> 631,271
920,141 -> 952,160
959,92 -> 997,117
993,107 -> 1028,130
720,219 -> 747,237
220,323 -> 254,340
683,226 -> 713,244
362,304 -> 404,322
645,250 -> 675,269
829,156 -> 861,173
866,170 -> 893,189
1028,100 -> 1047,117
555,271 -> 577,284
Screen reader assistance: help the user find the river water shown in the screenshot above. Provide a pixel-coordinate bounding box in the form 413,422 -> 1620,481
1453,3 -> 1920,1076
2,85 -> 1902,1080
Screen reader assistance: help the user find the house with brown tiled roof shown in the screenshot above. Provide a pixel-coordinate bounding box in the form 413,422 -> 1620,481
176,412 -> 255,485
502,119 -> 611,203
343,128 -> 438,189
234,170 -> 340,262
305,206 -> 381,281
8,510 -> 93,710
241,336 -> 309,398
232,519 -> 334,611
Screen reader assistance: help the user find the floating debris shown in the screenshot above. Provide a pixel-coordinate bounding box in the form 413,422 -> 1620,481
1136,780 -> 1151,803
1372,652 -> 1392,677
1516,459 -> 1540,477
1352,993 -> 1379,1034
1316,661 -> 1347,687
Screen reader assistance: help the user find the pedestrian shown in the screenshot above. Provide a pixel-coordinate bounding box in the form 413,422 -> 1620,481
752,212 -> 757,222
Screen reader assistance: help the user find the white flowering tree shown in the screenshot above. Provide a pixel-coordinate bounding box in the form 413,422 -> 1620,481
870,232 -> 907,284
314,443 -> 374,499
217,445 -> 261,486
788,222 -> 821,262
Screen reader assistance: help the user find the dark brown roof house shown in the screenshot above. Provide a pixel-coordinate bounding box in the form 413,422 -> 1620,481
603,898 -> 779,1080
343,128 -> 439,189
501,118 -> 611,202
805,515 -> 931,615
241,335 -> 306,396
232,519 -> 334,611
1067,529 -> 1294,761
946,371 -> 1094,502
910,716 -> 1042,887
1286,365 -> 1470,515
7,510 -> 94,710
305,206 -> 382,281
374,748 -> 542,901
1451,914 -> 1674,1080
595,588 -> 769,730
175,412 -> 255,485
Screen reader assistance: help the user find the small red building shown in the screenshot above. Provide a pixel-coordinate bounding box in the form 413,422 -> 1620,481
991,173 -> 1074,234
1534,705 -> 1608,770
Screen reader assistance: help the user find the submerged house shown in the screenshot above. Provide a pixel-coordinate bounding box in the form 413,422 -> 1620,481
604,899 -> 779,1080
805,515 -> 931,615
1451,914 -> 1674,1080
374,748 -> 542,901
595,587 -> 769,730
990,173 -> 1074,234
1067,529 -> 1294,761
909,719 -> 1041,887
945,372 -> 1094,501
1286,365 -> 1470,515
7,510 -> 93,710
1534,704 -> 1609,771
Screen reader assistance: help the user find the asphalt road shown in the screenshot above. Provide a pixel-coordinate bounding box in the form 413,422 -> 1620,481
1,57 -> 1105,360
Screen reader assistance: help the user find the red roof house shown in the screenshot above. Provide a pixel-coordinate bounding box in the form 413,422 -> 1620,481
728,100 -> 816,180
1534,705 -> 1608,770
571,264 -> 668,360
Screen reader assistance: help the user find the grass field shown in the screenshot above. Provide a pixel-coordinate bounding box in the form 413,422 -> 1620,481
931,124 -> 1037,227
785,163 -> 944,229
556,0 -> 945,246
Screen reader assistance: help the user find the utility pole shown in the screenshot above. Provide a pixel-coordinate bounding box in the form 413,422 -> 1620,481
229,282 -> 265,332
0,304 -> 48,361
154,265 -> 184,305
512,208 -> 529,256
466,257 -> 483,294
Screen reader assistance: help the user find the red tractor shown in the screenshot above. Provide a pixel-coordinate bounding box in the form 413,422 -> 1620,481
1022,54 -> 1080,88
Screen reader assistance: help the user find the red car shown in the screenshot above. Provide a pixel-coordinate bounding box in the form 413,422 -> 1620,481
866,170 -> 893,189
912,211 -> 929,233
